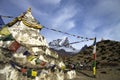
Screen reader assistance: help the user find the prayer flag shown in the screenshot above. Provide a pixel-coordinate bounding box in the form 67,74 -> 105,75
93,60 -> 96,67
0,34 -> 14,41
0,16 -> 5,28
23,51 -> 30,56
93,37 -> 96,46
27,56 -> 36,61
32,70 -> 37,77
93,54 -> 96,60
27,69 -> 32,77
93,45 -> 96,54
21,68 -> 27,73
0,27 -> 10,36
8,41 -> 21,52
93,67 -> 96,75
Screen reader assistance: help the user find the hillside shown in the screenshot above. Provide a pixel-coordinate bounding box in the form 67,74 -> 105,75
66,40 -> 120,68
50,48 -> 73,58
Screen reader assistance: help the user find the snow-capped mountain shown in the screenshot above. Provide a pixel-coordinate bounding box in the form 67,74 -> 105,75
49,37 -> 79,53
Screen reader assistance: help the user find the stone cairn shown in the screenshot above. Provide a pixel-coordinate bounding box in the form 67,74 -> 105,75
0,8 -> 76,80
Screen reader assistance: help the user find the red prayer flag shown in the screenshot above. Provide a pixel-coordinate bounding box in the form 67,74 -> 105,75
93,54 -> 96,60
21,68 -> 27,73
8,41 -> 20,52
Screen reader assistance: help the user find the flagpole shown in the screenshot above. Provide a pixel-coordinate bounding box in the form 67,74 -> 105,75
93,37 -> 96,77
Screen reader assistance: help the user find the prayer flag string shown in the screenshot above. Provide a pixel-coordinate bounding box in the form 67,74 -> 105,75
43,26 -> 94,40
93,37 -> 96,77
0,15 -> 95,41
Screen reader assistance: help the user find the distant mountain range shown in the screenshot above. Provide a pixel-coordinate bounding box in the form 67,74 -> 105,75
66,40 -> 120,68
49,37 -> 80,57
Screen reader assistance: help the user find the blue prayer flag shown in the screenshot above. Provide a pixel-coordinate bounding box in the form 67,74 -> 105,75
93,37 -> 96,46
0,16 -> 5,28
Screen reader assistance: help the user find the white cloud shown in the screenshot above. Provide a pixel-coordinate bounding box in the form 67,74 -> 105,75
96,22 -> 120,41
2,0 -> 120,49
64,20 -> 75,30
109,23 -> 120,40
41,0 -> 61,5
6,0 -> 77,32
9,0 -> 28,10
9,0 -> 48,17
83,17 -> 101,35
81,0 -> 120,41
50,6 -> 77,31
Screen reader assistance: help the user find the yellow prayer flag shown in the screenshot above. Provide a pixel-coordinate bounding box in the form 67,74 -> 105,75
61,66 -> 66,70
32,70 -> 37,77
93,67 -> 96,75
27,56 -> 36,61
0,27 -> 10,36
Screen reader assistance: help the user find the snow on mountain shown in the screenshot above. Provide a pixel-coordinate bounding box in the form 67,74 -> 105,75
59,37 -> 69,47
49,37 -> 79,53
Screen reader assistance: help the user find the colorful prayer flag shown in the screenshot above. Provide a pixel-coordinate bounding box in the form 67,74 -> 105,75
35,58 -> 42,64
93,60 -> 96,67
32,70 -> 37,77
23,51 -> 30,56
93,67 -> 96,75
40,61 -> 46,66
61,65 -> 66,70
27,69 -> 32,77
93,37 -> 97,77
93,45 -> 96,54
93,37 -> 96,46
21,68 -> 27,73
0,34 -> 14,41
0,27 -> 11,36
0,16 -> 5,28
27,56 -> 36,61
93,54 -> 96,60
8,41 -> 21,52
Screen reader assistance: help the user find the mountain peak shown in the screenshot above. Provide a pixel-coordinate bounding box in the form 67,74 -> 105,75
59,37 -> 70,47
49,37 -> 79,53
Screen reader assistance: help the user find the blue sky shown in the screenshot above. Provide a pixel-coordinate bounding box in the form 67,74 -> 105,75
0,0 -> 120,49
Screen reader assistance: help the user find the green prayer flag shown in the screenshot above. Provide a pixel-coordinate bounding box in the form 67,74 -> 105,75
92,61 -> 96,67
0,34 -> 14,41
35,58 -> 42,64
27,69 -> 32,77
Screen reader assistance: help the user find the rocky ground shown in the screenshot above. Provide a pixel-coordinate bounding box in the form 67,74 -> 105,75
68,67 -> 120,80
